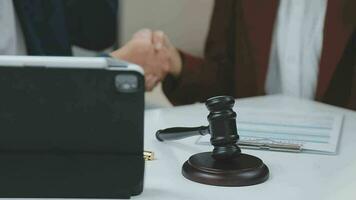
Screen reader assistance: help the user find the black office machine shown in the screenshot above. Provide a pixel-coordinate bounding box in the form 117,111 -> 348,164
0,56 -> 145,198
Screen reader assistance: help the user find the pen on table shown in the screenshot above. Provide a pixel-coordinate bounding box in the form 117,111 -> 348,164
238,140 -> 303,153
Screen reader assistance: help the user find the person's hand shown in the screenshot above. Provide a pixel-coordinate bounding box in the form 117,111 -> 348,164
111,29 -> 182,91
151,30 -> 182,78
110,29 -> 165,91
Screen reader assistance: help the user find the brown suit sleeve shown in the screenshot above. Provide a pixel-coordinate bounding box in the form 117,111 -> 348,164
162,0 -> 237,105
347,65 -> 356,110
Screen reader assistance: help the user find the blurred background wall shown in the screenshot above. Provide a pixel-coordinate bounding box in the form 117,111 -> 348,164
119,0 -> 214,108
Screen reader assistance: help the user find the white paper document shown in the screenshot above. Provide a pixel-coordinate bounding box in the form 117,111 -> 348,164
196,109 -> 344,154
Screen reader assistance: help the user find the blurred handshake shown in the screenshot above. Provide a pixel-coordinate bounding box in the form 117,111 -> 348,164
111,29 -> 182,91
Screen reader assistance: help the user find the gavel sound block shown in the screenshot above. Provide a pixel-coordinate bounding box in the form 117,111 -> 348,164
156,96 -> 269,186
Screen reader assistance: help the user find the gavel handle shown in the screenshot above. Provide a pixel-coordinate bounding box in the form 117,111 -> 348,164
156,126 -> 210,142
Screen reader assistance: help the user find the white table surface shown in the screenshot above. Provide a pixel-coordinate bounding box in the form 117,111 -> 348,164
136,95 -> 356,200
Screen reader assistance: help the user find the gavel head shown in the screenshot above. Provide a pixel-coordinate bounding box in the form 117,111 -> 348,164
206,96 -> 241,161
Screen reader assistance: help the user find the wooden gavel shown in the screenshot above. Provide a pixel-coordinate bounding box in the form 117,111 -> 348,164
156,96 -> 269,187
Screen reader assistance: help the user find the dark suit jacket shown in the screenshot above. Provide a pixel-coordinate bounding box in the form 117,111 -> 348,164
13,0 -> 118,56
163,0 -> 356,110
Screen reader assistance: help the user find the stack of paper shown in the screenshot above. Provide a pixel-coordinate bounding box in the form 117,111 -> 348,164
196,109 -> 344,154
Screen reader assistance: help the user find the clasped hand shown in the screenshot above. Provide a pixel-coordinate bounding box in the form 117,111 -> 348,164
111,29 -> 182,91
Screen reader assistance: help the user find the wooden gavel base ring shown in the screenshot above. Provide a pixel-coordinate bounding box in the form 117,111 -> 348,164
182,152 -> 269,186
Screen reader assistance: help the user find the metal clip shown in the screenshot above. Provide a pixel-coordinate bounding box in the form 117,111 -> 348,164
144,150 -> 155,161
